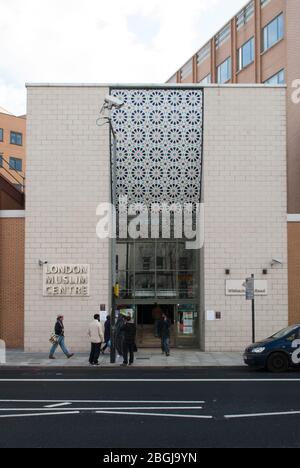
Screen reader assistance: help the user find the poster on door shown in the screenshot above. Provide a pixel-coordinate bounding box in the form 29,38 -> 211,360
178,305 -> 195,336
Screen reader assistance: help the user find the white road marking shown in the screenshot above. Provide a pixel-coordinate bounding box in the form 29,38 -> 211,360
0,399 -> 205,404
44,402 -> 72,408
0,411 -> 80,419
225,410 -> 300,419
95,410 -> 213,420
0,406 -> 203,412
0,379 -> 299,382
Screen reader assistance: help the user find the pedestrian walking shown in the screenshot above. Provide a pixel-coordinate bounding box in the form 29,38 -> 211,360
120,315 -> 137,367
49,315 -> 74,360
88,314 -> 104,366
101,315 -> 111,354
115,313 -> 126,358
152,303 -> 163,337
159,313 -> 171,357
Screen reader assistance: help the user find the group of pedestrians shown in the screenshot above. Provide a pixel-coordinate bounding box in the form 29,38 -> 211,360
49,313 -> 137,367
49,305 -> 171,365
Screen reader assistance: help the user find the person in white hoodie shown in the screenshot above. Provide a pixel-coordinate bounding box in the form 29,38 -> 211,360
88,314 -> 104,366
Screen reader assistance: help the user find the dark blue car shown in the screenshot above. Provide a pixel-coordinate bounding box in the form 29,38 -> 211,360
244,324 -> 300,373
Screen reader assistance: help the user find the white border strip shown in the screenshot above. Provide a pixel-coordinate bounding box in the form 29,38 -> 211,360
288,214 -> 300,222
0,210 -> 25,218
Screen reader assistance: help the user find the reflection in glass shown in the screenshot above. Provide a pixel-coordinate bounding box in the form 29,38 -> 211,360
135,243 -> 155,271
157,273 -> 176,298
135,273 -> 155,298
116,244 -> 134,272
178,243 -> 197,270
156,243 -> 176,270
118,271 -> 134,299
178,272 -> 196,299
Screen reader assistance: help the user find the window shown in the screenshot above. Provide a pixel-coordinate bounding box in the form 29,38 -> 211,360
197,43 -> 210,65
238,37 -> 255,71
181,60 -> 193,80
261,0 -> 271,8
215,23 -> 231,49
217,57 -> 232,84
0,128 -> 3,142
10,131 -> 23,146
264,69 -> 285,84
9,157 -> 23,172
0,153 -> 3,167
263,13 -> 284,52
236,1 -> 254,30
116,241 -> 198,300
168,74 -> 177,84
199,74 -> 211,85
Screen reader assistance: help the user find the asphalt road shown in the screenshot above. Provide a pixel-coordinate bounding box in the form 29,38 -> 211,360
1,366 -> 300,448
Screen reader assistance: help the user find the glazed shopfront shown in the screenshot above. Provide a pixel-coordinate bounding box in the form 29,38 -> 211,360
116,240 -> 200,348
110,87 -> 204,348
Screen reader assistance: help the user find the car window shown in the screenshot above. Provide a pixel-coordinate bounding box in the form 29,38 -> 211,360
272,325 -> 300,340
286,330 -> 300,342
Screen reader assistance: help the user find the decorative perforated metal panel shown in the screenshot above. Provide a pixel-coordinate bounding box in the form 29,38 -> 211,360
111,88 -> 203,207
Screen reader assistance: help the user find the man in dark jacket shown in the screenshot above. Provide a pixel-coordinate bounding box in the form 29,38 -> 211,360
101,316 -> 111,354
120,316 -> 137,366
115,313 -> 126,357
159,313 -> 171,357
49,315 -> 74,360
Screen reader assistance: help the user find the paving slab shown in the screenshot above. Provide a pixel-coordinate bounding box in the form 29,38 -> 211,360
1,349 -> 245,368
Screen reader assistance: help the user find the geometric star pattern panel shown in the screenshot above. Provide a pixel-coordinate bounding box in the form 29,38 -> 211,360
111,88 -> 203,207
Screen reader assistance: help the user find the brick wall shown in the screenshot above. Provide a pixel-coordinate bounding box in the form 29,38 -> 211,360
203,86 -> 288,351
288,223 -> 300,325
0,216 -> 25,348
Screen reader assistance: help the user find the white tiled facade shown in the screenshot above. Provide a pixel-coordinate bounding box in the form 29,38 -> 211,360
203,87 -> 288,351
25,86 -> 111,352
25,84 -> 288,352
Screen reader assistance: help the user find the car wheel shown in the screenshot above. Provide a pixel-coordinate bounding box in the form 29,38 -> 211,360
267,353 -> 289,373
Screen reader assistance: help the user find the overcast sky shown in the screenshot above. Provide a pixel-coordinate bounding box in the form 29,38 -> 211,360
0,0 -> 246,115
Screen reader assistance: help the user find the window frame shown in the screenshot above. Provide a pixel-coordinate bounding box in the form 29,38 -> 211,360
264,69 -> 285,85
262,13 -> 284,52
238,37 -> 255,71
9,157 -> 23,172
10,131 -> 23,146
217,57 -> 232,84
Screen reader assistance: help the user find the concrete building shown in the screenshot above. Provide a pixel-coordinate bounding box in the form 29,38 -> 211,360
167,0 -> 300,326
0,108 -> 26,192
24,83 -> 287,352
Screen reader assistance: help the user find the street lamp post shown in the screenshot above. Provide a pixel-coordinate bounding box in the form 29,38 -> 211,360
97,95 -> 124,365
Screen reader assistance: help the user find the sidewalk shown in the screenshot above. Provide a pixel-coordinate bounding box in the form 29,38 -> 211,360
1,349 -> 244,368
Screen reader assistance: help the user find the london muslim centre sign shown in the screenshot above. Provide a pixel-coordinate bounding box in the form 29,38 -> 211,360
43,264 -> 90,297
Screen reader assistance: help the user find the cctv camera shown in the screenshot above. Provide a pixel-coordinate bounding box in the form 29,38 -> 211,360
104,95 -> 124,109
271,258 -> 283,267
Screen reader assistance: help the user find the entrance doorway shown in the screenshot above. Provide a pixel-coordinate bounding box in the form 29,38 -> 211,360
136,304 -> 175,348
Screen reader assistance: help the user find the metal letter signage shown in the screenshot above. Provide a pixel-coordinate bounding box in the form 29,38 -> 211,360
226,280 -> 268,297
43,264 -> 90,297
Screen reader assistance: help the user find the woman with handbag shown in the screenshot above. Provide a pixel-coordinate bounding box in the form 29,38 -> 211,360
49,315 -> 74,360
